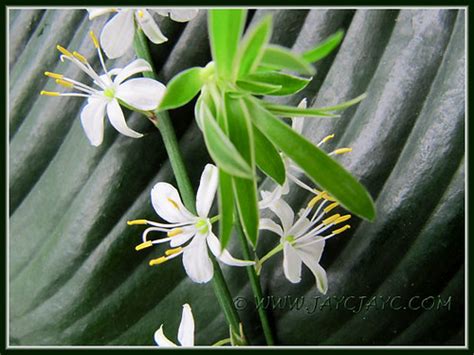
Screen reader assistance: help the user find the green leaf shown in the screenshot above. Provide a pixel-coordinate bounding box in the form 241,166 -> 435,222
235,15 -> 273,78
244,72 -> 311,96
209,9 -> 247,79
158,67 -> 204,111
302,29 -> 345,63
224,94 -> 259,247
199,103 -> 253,179
217,169 -> 234,250
245,98 -> 376,221
235,79 -> 282,95
253,125 -> 286,185
260,45 -> 315,76
313,93 -> 367,112
263,101 -> 340,118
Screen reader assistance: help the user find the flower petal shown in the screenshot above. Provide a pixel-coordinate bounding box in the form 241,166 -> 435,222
154,325 -> 178,347
113,58 -> 153,85
177,304 -> 194,346
155,9 -> 199,22
196,164 -> 218,218
289,216 -> 311,239
169,226 -> 196,247
259,218 -> 284,237
80,97 -> 107,146
100,10 -> 134,59
135,10 -> 168,44
291,98 -> 307,134
87,8 -> 116,20
182,234 -> 213,283
259,185 -> 284,210
116,78 -> 166,111
151,182 -> 196,223
207,232 -> 254,267
268,197 -> 294,233
283,243 -> 302,283
106,99 -> 143,138
295,242 -> 328,294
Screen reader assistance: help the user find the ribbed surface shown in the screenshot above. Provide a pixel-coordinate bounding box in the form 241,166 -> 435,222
9,9 -> 465,345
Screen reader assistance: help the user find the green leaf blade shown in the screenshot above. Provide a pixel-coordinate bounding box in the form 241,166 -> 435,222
263,102 -> 340,118
244,72 -> 311,96
253,125 -> 286,185
159,67 -> 204,111
246,98 -> 376,221
302,29 -> 344,63
236,79 -> 282,95
218,169 -> 235,249
261,45 -> 315,76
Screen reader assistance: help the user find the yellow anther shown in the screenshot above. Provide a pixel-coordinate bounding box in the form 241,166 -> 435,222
127,219 -> 148,225
323,214 -> 341,225
165,247 -> 183,256
137,10 -> 145,18
56,45 -> 73,57
167,198 -> 179,209
135,240 -> 153,251
322,192 -> 336,202
55,79 -> 73,88
73,51 -> 88,63
333,225 -> 351,235
324,202 -> 339,213
333,147 -> 353,155
308,191 -> 326,208
149,256 -> 167,266
320,134 -> 335,144
89,31 -> 100,49
167,228 -> 183,237
334,214 -> 351,224
40,90 -> 60,96
44,71 -> 63,79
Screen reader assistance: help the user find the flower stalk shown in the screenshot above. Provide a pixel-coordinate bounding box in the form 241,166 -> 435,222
133,28 -> 246,344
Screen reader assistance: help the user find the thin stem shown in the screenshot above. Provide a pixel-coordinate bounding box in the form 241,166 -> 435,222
133,29 -> 245,343
212,338 -> 232,347
259,243 -> 284,266
236,220 -> 275,345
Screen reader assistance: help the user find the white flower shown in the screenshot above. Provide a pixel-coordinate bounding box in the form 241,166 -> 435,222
88,8 -> 199,59
259,98 -> 353,209
128,164 -> 254,284
259,191 -> 352,294
41,32 -> 165,146
154,303 -> 195,347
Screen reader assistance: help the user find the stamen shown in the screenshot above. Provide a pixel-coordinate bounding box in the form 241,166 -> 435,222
323,202 -> 339,213
89,31 -> 100,49
137,10 -> 145,18
165,247 -> 183,256
318,134 -> 335,146
333,225 -> 351,234
127,219 -> 148,225
149,256 -> 167,266
308,191 -> 326,208
331,148 -> 352,155
44,71 -> 63,79
73,51 -> 88,64
167,198 -> 179,209
167,228 -> 183,237
322,192 -> 336,202
56,45 -> 73,57
40,90 -> 60,96
334,214 -> 351,224
323,214 -> 340,225
55,79 -> 74,88
135,240 -> 153,251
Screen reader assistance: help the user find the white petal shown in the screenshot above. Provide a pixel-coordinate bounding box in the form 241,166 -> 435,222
113,58 -> 153,85
135,10 -> 168,44
182,234 -> 213,283
177,304 -> 194,346
292,98 -> 307,134
169,9 -> 199,22
100,10 -> 135,59
151,182 -> 195,223
295,242 -> 328,294
154,325 -> 178,347
207,232 -> 254,267
259,186 -> 284,210
87,8 -> 116,20
268,198 -> 294,233
80,97 -> 107,146
283,243 -> 302,283
259,218 -> 284,237
116,78 -> 166,111
106,99 -> 143,138
196,164 -> 218,218
169,226 -> 196,247
289,216 -> 311,239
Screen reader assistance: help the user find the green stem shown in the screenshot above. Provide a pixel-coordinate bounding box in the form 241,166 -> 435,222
133,29 -> 245,343
236,220 -> 275,345
259,243 -> 284,267
212,338 -> 232,347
